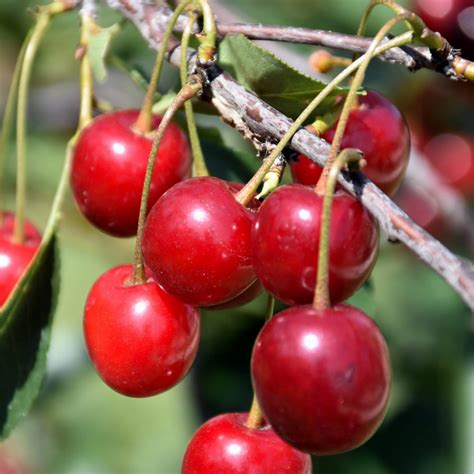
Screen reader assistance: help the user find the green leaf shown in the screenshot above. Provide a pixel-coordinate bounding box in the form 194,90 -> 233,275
88,25 -> 119,83
198,126 -> 259,182
217,34 -> 342,119
0,233 -> 59,439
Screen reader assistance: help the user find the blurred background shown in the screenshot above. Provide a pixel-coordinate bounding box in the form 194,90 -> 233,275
0,0 -> 472,472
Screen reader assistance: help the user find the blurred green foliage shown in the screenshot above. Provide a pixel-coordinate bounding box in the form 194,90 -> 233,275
0,0 -> 472,473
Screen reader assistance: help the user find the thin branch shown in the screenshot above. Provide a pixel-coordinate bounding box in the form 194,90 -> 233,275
215,23 -> 436,71
104,0 -> 474,310
120,0 -> 470,79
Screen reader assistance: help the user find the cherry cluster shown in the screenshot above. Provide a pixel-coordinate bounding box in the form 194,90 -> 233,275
30,80 -> 409,472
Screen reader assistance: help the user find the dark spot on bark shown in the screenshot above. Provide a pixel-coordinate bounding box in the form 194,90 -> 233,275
246,106 -> 263,123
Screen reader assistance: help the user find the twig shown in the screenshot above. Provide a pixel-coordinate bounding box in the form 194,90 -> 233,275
104,0 -> 474,310
113,0 -> 469,80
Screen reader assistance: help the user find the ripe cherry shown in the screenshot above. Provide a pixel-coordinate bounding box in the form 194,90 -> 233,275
142,177 -> 257,307
0,213 -> 41,307
422,133 -> 474,199
0,211 -> 41,245
0,240 -> 39,307
290,91 -> 410,195
414,0 -> 474,60
182,413 -> 312,473
251,304 -> 391,455
71,109 -> 191,237
204,280 -> 263,311
289,154 -> 323,186
83,264 -> 200,397
252,184 -> 378,306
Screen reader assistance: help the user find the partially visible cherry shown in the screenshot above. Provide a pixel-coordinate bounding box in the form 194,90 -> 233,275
413,0 -> 474,60
142,177 -> 257,307
251,304 -> 391,455
204,280 -> 263,311
422,133 -> 474,199
252,184 -> 378,306
0,211 -> 41,246
83,264 -> 200,397
71,109 -> 192,237
289,154 -> 323,186
306,90 -> 409,195
182,412 -> 312,473
0,212 -> 41,307
0,239 -> 39,306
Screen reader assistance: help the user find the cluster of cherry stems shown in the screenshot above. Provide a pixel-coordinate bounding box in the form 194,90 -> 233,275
1,81 -> 411,471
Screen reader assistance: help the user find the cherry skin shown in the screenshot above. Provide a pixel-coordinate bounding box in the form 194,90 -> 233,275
0,211 -> 41,246
83,264 -> 200,397
0,213 -> 41,306
142,177 -> 257,307
251,304 -> 391,455
252,184 -> 378,306
0,239 -> 39,307
182,412 -> 312,474
71,109 -> 192,237
289,154 -> 323,186
414,0 -> 474,60
291,91 -> 410,195
422,133 -> 474,199
204,280 -> 263,311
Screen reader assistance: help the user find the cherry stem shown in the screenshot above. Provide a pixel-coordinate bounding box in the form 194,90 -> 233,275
255,157 -> 286,200
313,149 -> 363,310
195,0 -> 217,67
13,11 -> 52,244
315,12 -> 416,195
246,294 -> 275,430
357,0 -> 446,50
77,11 -> 95,131
0,30 -> 31,227
181,11 -> 208,176
131,80 -> 203,285
134,0 -> 193,134
234,30 -> 414,207
38,2 -> 95,245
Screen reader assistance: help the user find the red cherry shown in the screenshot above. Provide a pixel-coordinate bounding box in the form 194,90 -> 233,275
289,154 -> 323,186
182,412 -> 312,473
0,213 -> 41,307
252,184 -> 378,306
413,0 -> 474,59
422,133 -> 474,198
251,304 -> 391,455
291,91 -> 409,195
0,240 -> 39,306
83,264 -> 200,397
204,280 -> 263,311
71,109 -> 191,237
0,211 -> 41,246
142,177 -> 257,307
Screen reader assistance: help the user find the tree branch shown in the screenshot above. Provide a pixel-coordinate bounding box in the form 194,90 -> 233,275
104,0 -> 474,310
